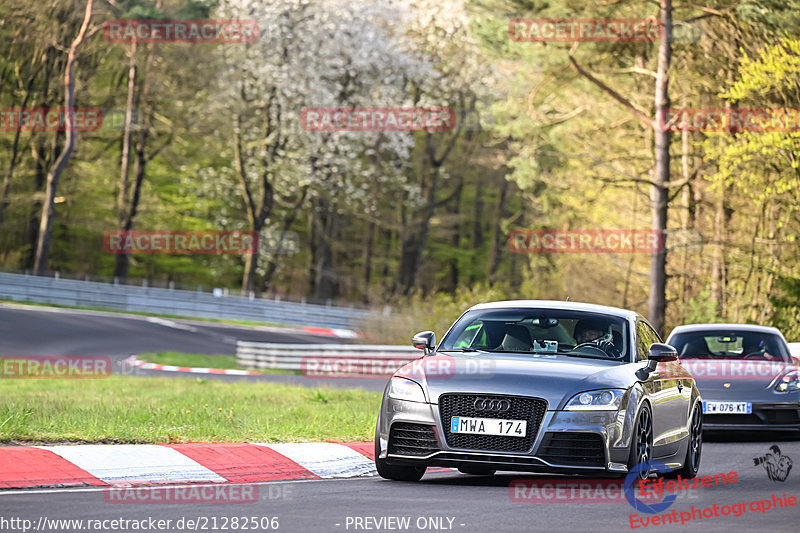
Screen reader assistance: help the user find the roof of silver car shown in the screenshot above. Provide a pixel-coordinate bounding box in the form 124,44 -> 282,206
468,300 -> 640,319
667,323 -> 784,337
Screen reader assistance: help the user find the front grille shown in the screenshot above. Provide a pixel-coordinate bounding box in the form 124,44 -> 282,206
704,414 -> 761,426
762,410 -> 800,424
388,422 -> 439,456
439,394 -> 547,452
538,432 -> 605,466
705,410 -> 800,426
432,452 -> 546,466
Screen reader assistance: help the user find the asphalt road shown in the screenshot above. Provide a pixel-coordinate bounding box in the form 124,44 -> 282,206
0,303 -> 387,391
2,303 -> 798,532
1,437 -> 797,533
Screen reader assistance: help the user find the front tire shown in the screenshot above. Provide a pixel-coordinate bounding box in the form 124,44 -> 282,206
374,426 -> 426,481
627,404 -> 654,481
665,404 -> 702,478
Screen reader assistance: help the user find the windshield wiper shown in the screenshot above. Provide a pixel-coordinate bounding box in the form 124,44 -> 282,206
557,351 -> 618,361
438,348 -> 486,353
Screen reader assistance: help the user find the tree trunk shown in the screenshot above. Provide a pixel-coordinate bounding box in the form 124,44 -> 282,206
647,0 -> 673,336
362,219 -> 375,302
0,79 -> 34,229
312,196 -> 337,300
448,177 -> 463,290
487,175 -> 509,284
113,41 -> 138,281
262,187 -> 307,293
33,0 -> 94,275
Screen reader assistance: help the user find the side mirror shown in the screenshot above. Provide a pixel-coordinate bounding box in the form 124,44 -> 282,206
412,331 -> 436,355
647,343 -> 678,371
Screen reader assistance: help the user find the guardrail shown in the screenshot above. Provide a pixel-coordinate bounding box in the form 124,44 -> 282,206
236,341 -> 420,373
0,272 -> 371,329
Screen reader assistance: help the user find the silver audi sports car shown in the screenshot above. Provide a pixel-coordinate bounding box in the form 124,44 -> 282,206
374,300 -> 702,481
666,324 -> 800,432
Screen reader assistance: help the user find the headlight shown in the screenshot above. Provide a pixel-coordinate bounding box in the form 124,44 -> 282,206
388,377 -> 426,403
565,389 -> 625,410
775,370 -> 800,392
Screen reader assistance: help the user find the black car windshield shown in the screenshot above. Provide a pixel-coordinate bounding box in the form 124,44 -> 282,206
669,330 -> 791,362
438,308 -> 629,361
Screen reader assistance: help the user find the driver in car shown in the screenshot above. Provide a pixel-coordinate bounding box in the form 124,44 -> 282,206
742,338 -> 777,361
573,319 -> 622,358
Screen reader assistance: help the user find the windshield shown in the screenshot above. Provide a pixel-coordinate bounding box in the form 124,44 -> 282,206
438,308 -> 629,361
668,330 -> 791,362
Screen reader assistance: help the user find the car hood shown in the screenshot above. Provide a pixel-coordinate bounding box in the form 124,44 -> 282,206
394,352 -> 643,409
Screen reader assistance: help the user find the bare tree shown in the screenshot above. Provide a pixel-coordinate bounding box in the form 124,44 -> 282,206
32,0 -> 95,275
569,0 -> 674,334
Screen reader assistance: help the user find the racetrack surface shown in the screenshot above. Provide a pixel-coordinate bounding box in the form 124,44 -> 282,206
2,304 -> 798,532
0,304 -> 387,391
1,437 -> 797,532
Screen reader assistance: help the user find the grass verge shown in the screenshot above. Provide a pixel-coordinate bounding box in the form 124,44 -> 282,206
139,352 -> 298,375
0,375 -> 380,444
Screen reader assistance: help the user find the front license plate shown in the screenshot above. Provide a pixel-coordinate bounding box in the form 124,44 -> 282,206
702,401 -> 752,414
450,416 -> 527,437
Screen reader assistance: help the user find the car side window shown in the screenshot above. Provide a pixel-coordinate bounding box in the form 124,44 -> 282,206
644,322 -> 663,344
636,322 -> 650,361
636,321 -> 661,361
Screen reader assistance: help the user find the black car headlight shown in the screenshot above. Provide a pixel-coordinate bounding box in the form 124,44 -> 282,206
387,377 -> 426,403
775,370 -> 800,392
565,389 -> 625,410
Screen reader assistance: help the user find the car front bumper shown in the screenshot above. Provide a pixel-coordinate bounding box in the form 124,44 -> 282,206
377,395 -> 638,474
702,401 -> 800,431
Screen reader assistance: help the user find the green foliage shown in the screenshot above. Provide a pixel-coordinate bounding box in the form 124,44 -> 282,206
684,286 -> 721,325
770,276 -> 800,340
1,0 -> 800,334
364,284 -> 517,345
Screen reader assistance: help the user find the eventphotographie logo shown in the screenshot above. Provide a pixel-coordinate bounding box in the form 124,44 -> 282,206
103,19 -> 259,44
300,108 -> 455,132
103,231 -> 258,255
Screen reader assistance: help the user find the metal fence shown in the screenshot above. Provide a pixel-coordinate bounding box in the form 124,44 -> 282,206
0,272 -> 371,329
236,341 -> 419,373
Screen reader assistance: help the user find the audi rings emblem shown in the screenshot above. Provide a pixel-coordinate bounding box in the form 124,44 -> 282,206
473,397 -> 511,413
